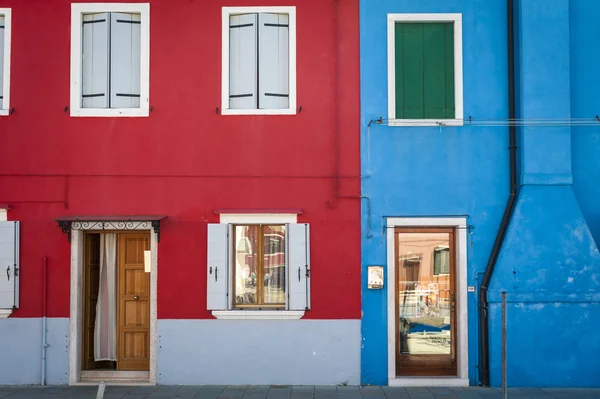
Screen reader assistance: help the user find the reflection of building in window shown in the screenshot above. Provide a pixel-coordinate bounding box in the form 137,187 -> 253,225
433,246 -> 450,275
234,225 -> 286,308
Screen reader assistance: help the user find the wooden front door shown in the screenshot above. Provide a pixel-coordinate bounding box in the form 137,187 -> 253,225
117,233 -> 151,371
395,227 -> 457,376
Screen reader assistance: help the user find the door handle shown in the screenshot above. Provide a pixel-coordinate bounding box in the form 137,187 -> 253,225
6,266 -> 9,281
133,296 -> 139,300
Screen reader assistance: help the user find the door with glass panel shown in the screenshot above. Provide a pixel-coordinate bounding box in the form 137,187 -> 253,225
395,228 -> 457,376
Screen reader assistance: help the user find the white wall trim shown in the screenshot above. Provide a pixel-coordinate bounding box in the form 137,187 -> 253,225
386,217 -> 469,384
221,6 -> 297,116
212,310 -> 304,320
70,3 -> 150,118
387,13 -> 463,126
0,209 -> 7,221
0,308 -> 12,318
68,224 -> 158,385
219,213 -> 297,224
0,8 -> 12,116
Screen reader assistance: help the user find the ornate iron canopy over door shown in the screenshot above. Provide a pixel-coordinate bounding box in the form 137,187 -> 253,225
56,216 -> 167,242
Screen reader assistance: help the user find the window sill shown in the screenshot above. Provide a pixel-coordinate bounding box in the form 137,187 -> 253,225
70,108 -> 149,118
0,309 -> 13,318
212,310 -> 305,320
221,108 -> 296,116
0,109 -> 9,116
388,118 -> 463,127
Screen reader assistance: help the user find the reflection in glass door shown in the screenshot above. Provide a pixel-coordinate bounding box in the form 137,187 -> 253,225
395,228 -> 457,376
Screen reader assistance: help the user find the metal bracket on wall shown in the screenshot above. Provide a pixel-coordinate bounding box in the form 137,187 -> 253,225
56,216 -> 167,243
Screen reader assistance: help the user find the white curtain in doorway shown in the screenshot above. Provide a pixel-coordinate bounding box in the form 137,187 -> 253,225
94,233 -> 117,361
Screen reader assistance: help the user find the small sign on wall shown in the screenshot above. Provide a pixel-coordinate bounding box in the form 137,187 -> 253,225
368,266 -> 384,289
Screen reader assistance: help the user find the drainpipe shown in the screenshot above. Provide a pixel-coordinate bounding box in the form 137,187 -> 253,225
479,0 -> 518,386
41,255 -> 49,385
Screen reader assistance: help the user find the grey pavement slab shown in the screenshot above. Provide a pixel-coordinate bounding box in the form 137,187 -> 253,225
0,386 -> 600,399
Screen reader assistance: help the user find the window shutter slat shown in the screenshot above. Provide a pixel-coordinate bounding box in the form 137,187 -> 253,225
444,23 -> 455,119
423,23 -> 451,119
258,13 -> 289,110
207,224 -> 229,311
0,15 -> 5,108
110,13 -> 141,109
0,221 -> 19,309
397,23 -> 424,119
287,223 -> 310,311
81,13 -> 109,108
229,13 -> 257,110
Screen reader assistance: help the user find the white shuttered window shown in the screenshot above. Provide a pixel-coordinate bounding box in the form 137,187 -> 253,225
206,222 -> 310,313
0,9 -> 12,116
81,12 -> 141,109
71,3 -> 149,117
0,221 -> 19,310
223,7 -> 296,115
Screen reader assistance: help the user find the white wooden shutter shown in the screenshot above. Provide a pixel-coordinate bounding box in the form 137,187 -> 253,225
287,223 -> 310,310
207,224 -> 230,310
229,13 -> 257,110
110,13 -> 141,109
0,15 -> 5,110
81,13 -> 109,108
0,221 -> 19,309
258,13 -> 289,110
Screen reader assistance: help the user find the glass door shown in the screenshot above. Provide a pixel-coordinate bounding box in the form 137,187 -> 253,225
395,228 -> 457,376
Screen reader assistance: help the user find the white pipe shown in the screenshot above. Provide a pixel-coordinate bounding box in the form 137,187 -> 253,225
41,255 -> 48,385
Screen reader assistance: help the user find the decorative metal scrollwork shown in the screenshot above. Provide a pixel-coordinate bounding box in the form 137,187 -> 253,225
56,219 -> 162,243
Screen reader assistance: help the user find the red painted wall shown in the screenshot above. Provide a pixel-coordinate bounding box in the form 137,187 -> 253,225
0,0 -> 361,320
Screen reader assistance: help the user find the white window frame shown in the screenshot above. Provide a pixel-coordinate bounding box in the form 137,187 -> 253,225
213,213 -> 304,320
387,13 -> 463,127
221,6 -> 297,116
70,3 -> 150,117
0,8 -> 12,116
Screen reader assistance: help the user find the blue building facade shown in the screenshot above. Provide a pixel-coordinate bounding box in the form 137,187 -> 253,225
360,0 -> 600,388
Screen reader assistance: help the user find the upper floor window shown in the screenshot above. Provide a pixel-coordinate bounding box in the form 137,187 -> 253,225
0,8 -> 12,116
221,7 -> 297,115
70,3 -> 150,117
387,14 -> 463,126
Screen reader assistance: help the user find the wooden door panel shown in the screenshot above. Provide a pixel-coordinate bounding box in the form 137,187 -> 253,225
123,332 -> 149,359
118,233 -> 150,371
124,269 -> 149,296
124,300 -> 150,327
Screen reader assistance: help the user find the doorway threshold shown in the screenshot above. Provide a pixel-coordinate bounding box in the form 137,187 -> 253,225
79,370 -> 152,386
389,377 -> 469,387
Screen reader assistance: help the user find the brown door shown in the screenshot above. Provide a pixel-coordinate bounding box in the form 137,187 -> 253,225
82,234 -> 115,370
395,227 -> 457,376
117,233 -> 150,371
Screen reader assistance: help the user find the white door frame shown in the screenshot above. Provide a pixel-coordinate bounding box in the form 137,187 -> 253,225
386,217 -> 469,387
68,224 -> 158,385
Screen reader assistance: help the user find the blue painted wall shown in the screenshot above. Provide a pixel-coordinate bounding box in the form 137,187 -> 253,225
360,0 -> 509,385
360,0 -> 600,387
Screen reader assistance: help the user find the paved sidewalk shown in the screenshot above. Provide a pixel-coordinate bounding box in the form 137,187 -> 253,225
1,385 -> 600,399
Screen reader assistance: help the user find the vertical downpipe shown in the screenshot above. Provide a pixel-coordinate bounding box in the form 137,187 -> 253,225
479,0 -> 517,386
41,256 -> 49,385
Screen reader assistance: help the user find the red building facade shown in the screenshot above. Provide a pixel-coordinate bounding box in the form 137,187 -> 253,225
0,0 -> 360,385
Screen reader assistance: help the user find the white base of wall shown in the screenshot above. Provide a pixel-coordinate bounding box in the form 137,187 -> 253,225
0,318 -> 69,385
389,377 -> 469,387
157,319 -> 361,385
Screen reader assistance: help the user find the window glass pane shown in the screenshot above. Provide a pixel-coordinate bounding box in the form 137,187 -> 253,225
397,232 -> 452,356
234,225 -> 259,306
262,225 -> 286,304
